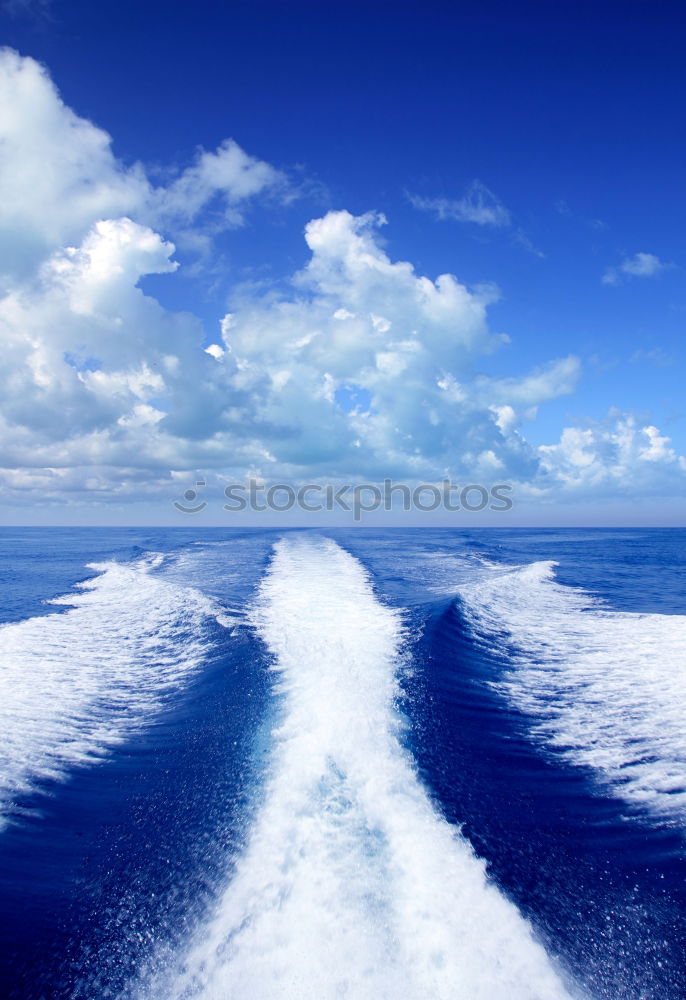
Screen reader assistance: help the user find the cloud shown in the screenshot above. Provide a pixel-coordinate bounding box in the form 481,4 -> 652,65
538,412 -> 686,495
408,182 -> 544,257
0,49 -> 683,512
1,198 -> 682,508
407,181 -> 511,227
0,196 -> 577,503
211,208 -> 560,478
472,356 -> 580,410
0,48 -> 287,285
602,252 -> 666,286
152,139 -> 288,230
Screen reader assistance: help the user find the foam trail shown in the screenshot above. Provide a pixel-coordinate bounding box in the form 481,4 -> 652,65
459,560 -> 686,823
142,537 -> 576,1000
0,555 -> 221,829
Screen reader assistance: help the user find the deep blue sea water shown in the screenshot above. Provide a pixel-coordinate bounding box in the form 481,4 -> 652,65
0,527 -> 684,999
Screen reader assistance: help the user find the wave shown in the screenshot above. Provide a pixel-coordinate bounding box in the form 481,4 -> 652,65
458,559 -> 686,824
0,554 -> 224,829
139,536 -> 577,1000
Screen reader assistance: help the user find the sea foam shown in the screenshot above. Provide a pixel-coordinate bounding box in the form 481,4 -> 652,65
0,554 -> 221,829
460,559 -> 686,823
141,536 -> 577,1000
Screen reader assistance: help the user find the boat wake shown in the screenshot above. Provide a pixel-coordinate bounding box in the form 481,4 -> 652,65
459,559 -> 686,824
139,537 -> 577,1000
0,554 -> 223,829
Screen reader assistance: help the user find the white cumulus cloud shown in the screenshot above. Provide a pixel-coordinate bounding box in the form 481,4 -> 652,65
538,412 -> 686,494
0,47 -> 286,287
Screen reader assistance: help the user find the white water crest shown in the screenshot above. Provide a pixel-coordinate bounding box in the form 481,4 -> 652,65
143,536 -> 577,1000
460,559 -> 686,822
0,554 -> 222,828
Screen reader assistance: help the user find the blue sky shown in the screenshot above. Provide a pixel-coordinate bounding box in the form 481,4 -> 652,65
0,0 -> 684,524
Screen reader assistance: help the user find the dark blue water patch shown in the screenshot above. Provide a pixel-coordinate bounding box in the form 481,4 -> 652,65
0,619 -> 272,1000
401,597 -> 686,1000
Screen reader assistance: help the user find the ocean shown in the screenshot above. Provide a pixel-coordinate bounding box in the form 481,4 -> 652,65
0,527 -> 684,999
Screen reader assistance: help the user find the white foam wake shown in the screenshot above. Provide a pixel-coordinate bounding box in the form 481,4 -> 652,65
142,537 -> 575,1000
459,560 -> 686,823
0,555 -> 221,829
